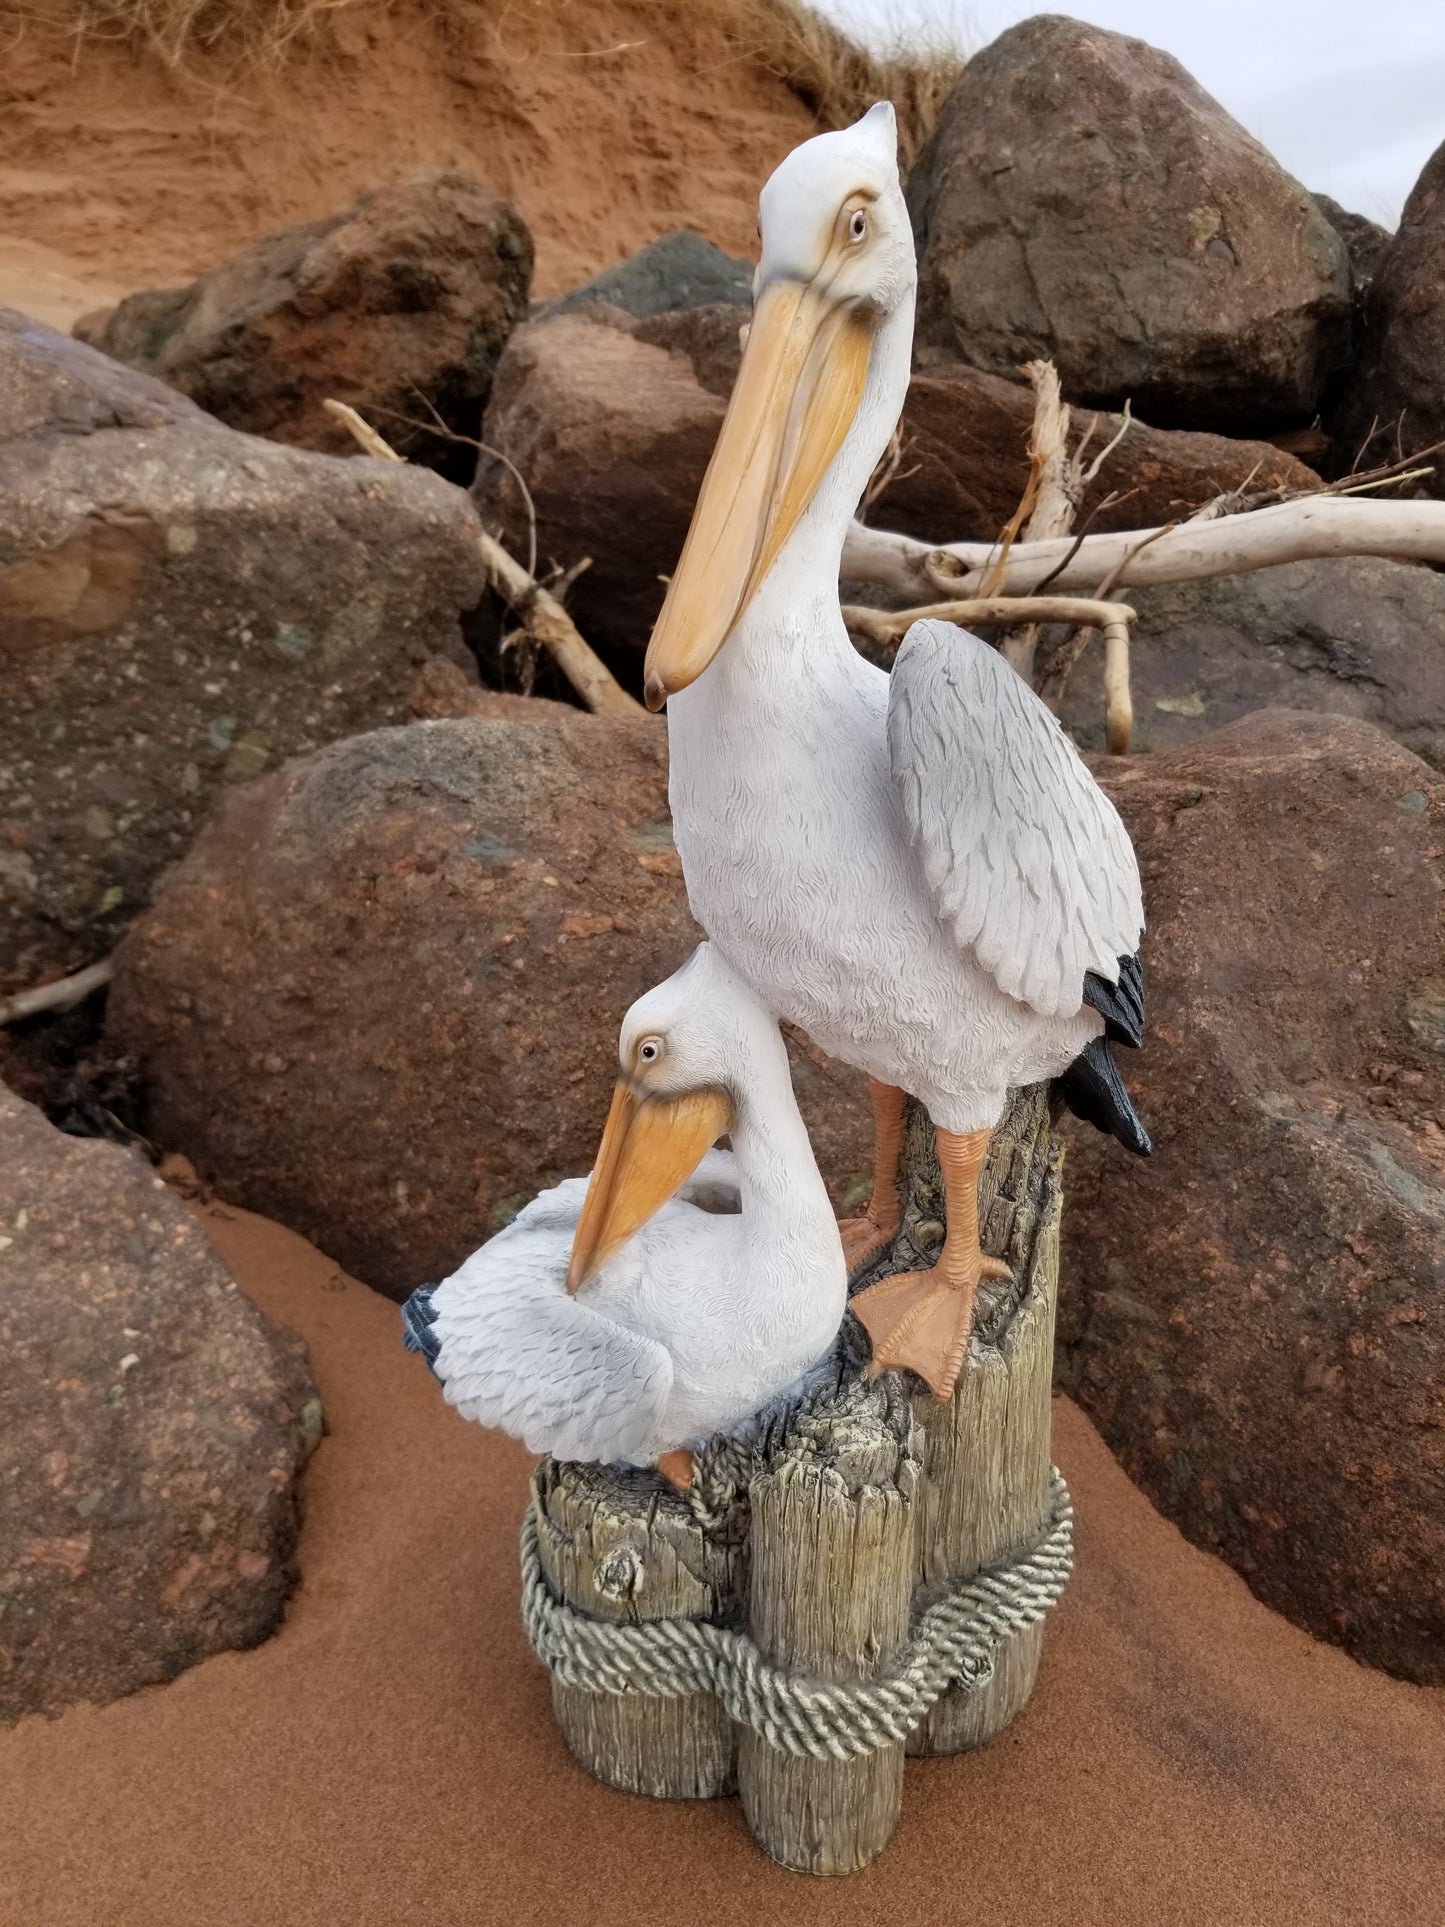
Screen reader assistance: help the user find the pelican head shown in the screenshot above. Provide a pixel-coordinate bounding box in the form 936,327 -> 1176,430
643,102 -> 914,709
566,946 -> 774,1291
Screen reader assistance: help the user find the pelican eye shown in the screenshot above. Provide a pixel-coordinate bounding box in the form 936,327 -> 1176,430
637,1037 -> 663,1065
848,207 -> 868,243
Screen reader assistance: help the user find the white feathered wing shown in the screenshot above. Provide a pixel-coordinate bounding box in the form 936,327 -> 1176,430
427,1176 -> 672,1464
887,620 -> 1143,1018
426,1151 -> 741,1465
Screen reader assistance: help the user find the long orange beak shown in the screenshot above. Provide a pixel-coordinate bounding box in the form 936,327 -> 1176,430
566,1081 -> 735,1293
642,277 -> 873,709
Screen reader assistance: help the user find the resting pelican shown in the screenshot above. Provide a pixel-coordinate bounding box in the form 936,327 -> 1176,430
402,943 -> 846,1489
643,104 -> 1148,1404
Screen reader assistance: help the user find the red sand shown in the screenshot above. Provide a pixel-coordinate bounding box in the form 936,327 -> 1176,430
3,1202 -> 1442,1926
0,3 -> 811,327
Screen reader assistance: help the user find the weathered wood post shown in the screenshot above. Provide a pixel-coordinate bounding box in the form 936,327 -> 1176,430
851,1085 -> 1062,1755
737,1375 -> 920,1875
521,1083 -> 1068,1870
532,1457 -> 744,1798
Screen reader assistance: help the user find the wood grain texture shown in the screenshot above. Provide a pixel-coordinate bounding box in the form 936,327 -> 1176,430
851,1085 -> 1062,1757
737,1375 -> 920,1875
532,1457 -> 745,1798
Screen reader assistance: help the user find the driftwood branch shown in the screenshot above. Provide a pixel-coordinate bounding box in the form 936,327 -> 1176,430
844,596 -> 1138,755
477,533 -> 644,718
1020,361 -> 1077,540
0,958 -> 114,1027
973,364 -> 1073,601
903,362 -> 1137,746
1002,362 -> 1079,678
841,496 -> 1445,601
372,389 -> 542,580
323,400 -> 644,720
1101,623 -> 1133,757
1079,400 -> 1132,485
840,596 -> 1136,648
1027,524 -> 1176,747
323,400 -> 396,461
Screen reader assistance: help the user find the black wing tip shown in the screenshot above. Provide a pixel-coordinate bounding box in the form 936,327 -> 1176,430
1056,1035 -> 1153,1156
401,1286 -> 442,1368
1083,953 -> 1146,1051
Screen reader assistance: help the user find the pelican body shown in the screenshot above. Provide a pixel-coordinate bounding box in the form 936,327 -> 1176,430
645,106 -> 1148,1402
403,944 -> 846,1485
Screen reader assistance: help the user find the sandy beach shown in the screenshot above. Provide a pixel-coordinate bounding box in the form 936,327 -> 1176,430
2,1200 -> 1440,1927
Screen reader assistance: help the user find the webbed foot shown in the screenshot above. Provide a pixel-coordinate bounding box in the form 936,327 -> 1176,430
853,1251 -> 1012,1402
838,1211 -> 901,1276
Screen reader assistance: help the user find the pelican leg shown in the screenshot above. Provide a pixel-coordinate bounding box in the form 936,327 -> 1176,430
655,1448 -> 695,1492
852,1125 -> 1012,1402
838,1078 -> 907,1274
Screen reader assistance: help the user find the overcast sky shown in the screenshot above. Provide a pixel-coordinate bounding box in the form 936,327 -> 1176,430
817,0 -> 1445,227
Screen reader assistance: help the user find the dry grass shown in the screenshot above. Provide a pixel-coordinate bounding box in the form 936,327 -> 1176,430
4,0 -> 364,62
4,0 -> 968,154
703,0 -> 968,163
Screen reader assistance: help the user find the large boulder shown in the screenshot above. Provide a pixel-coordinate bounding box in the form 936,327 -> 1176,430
406,654 -> 576,726
0,310 -> 487,995
907,16 -> 1351,433
475,306 -> 731,659
75,174 -> 533,464
1329,140 -> 1445,491
0,1085 -> 319,1717
1058,711 -> 1444,1682
478,306 -> 1318,661
1061,556 -> 1445,770
107,715 -> 871,1299
539,229 -> 751,321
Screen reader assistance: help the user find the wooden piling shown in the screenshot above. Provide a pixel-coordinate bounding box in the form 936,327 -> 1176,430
531,1457 -> 745,1798
526,1083 -> 1066,1860
852,1087 -> 1062,1756
736,1379 -> 920,1875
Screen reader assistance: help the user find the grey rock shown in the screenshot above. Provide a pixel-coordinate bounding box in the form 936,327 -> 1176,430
908,15 -> 1351,433
540,229 -> 751,321
1328,138 -> 1445,492
75,173 -> 532,464
1061,556 -> 1445,770
0,309 -> 487,994
1313,194 -> 1392,289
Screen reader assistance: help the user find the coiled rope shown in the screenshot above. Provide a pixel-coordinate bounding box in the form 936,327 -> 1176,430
520,1465 -> 1073,1761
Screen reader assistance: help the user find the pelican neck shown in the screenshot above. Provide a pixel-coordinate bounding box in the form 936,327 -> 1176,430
725,1037 -> 838,1249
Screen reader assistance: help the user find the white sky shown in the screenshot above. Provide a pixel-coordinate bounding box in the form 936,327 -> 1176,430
817,0 -> 1445,227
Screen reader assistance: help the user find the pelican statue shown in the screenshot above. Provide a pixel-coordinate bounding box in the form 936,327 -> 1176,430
402,943 -> 847,1489
643,104 -> 1149,1404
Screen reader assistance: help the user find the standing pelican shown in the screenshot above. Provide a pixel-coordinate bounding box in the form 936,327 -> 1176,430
403,943 -> 846,1489
644,104 -> 1148,1404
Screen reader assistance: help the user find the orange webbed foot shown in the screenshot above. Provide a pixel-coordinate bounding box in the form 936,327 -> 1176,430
838,1211 -> 901,1276
853,1250 -> 1012,1402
